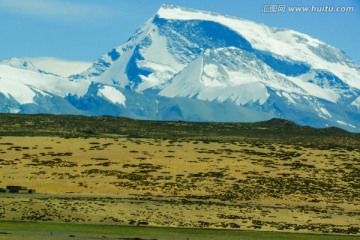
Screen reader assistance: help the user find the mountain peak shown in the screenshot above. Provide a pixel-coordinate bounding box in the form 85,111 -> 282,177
0,57 -> 40,72
156,4 -> 244,23
158,4 -> 199,13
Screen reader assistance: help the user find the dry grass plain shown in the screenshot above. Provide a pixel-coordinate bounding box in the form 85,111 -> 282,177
0,134 -> 359,236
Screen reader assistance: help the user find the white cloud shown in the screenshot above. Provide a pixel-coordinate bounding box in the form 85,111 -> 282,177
29,57 -> 92,77
0,0 -> 112,22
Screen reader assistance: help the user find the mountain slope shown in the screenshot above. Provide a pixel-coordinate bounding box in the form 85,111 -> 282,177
0,60 -> 89,114
0,5 -> 359,132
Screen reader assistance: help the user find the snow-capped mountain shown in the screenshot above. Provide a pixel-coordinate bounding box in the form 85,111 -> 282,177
1,5 -> 359,132
0,58 -> 90,114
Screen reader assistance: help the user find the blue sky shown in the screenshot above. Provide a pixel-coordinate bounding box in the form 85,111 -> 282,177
0,0 -> 359,63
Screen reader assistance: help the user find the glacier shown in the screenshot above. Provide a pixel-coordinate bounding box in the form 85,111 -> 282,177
0,5 -> 359,132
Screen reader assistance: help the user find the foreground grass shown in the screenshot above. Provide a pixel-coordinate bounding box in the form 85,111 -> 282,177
0,136 -> 358,233
0,221 -> 358,240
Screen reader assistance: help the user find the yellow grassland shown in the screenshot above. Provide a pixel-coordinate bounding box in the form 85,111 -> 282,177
0,136 -> 358,234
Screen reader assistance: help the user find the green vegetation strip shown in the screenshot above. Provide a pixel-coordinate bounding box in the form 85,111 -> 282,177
0,222 -> 358,240
0,113 -> 359,147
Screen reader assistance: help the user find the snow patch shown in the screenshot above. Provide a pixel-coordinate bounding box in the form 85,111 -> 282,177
282,92 -> 296,105
351,97 -> 360,109
320,107 -> 332,118
9,108 -> 21,114
0,79 -> 36,104
287,75 -> 339,103
201,63 -> 226,87
98,86 -> 126,106
337,120 -> 356,128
